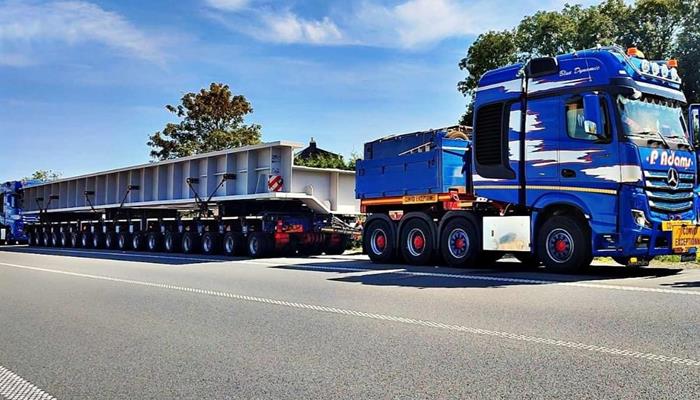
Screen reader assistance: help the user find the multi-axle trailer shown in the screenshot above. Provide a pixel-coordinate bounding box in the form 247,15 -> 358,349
19,141 -> 359,257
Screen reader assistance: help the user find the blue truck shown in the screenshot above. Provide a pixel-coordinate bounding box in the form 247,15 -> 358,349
357,46 -> 700,272
0,181 -> 28,244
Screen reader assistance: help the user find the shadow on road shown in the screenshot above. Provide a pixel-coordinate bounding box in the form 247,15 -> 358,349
0,246 -> 239,266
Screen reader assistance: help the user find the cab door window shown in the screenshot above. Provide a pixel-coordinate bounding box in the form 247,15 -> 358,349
565,97 -> 609,141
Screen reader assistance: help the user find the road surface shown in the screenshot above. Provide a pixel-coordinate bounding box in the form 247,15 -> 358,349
0,246 -> 698,399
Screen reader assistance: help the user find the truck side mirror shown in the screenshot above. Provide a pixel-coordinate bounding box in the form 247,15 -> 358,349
583,94 -> 605,138
690,104 -> 700,147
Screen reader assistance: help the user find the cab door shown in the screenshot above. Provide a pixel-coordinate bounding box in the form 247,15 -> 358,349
559,92 -> 621,191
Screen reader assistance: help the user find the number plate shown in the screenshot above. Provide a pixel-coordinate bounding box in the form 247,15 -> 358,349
662,220 -> 693,231
671,225 -> 700,253
402,194 -> 438,204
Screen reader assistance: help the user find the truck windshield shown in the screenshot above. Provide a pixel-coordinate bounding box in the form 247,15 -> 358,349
618,96 -> 688,144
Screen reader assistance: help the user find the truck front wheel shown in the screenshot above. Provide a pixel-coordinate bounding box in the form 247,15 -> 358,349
439,218 -> 478,267
537,216 -> 592,273
364,220 -> 396,264
400,218 -> 434,265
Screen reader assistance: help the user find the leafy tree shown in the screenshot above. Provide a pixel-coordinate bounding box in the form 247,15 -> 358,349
458,0 -> 699,119
148,83 -> 262,160
294,153 -> 353,170
23,170 -> 61,183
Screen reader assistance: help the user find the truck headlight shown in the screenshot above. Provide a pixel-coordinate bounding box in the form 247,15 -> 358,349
632,209 -> 651,228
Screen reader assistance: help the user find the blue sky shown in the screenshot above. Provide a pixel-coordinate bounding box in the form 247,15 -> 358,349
0,0 -> 598,180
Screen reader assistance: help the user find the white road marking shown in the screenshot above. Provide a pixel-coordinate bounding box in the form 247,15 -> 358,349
1,261 -> 698,367
5,248 -> 699,296
0,365 -> 57,400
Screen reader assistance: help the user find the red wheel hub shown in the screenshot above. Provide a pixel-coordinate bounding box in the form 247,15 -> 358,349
455,238 -> 465,250
554,239 -> 567,253
375,234 -> 386,249
412,234 -> 425,250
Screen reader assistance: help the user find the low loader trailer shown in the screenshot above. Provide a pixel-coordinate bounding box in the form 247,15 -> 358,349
16,141 -> 359,257
357,46 -> 700,272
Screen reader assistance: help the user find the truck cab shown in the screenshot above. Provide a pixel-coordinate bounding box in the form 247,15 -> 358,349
0,181 -> 27,244
472,46 -> 697,268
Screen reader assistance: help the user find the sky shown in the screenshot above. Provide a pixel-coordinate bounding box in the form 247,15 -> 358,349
0,0 -> 600,180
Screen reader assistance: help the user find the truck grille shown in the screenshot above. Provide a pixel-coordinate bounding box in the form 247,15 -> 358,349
644,170 -> 694,214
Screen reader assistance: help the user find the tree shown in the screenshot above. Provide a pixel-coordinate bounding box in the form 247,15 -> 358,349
458,0 -> 698,120
23,170 -> 61,183
148,83 -> 262,160
294,153 -> 354,170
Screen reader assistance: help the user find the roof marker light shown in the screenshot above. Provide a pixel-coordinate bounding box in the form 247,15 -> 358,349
627,47 -> 645,58
667,59 -> 678,68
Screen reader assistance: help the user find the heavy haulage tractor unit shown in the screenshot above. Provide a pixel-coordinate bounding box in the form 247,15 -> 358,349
0,181 -> 28,245
357,46 -> 700,272
16,142 -> 359,257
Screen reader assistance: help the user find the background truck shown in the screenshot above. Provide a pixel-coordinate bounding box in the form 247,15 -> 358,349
0,181 -> 28,244
17,141 -> 359,257
356,46 -> 700,272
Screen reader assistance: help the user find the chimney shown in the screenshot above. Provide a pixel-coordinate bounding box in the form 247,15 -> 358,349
309,137 -> 317,151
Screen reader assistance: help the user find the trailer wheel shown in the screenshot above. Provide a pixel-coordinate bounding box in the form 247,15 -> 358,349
325,234 -> 349,255
223,232 -> 244,256
104,232 -> 117,249
146,232 -> 162,252
42,231 -> 52,247
92,232 -> 105,249
70,232 -> 80,248
59,232 -> 70,247
439,218 -> 478,267
248,232 -> 271,258
182,231 -> 200,254
117,232 -> 131,251
164,232 -> 181,253
81,232 -> 93,248
50,232 -> 61,247
131,233 -> 145,251
201,232 -> 220,255
400,219 -> 434,265
537,216 -> 591,273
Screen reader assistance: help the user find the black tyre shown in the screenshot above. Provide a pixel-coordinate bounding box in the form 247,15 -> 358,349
27,232 -> 36,246
117,232 -> 131,250
81,231 -> 93,248
164,232 -> 181,253
400,218 -> 434,265
42,231 -> 52,247
514,253 -> 541,268
201,232 -> 220,255
248,232 -> 271,258
70,232 -> 80,248
325,234 -> 349,255
131,233 -> 145,251
439,217 -> 478,267
104,232 -> 117,249
223,232 -> 244,256
50,231 -> 61,247
92,232 -> 105,249
363,219 -> 396,263
537,215 -> 592,273
146,232 -> 162,252
181,231 -> 200,254
60,231 -> 71,247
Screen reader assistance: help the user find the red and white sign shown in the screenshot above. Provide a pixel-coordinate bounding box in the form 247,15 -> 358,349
268,175 -> 283,192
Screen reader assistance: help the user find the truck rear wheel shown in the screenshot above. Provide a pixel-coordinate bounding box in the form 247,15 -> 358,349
400,218 -> 434,265
364,220 -> 396,264
182,231 -> 200,254
201,232 -> 220,255
439,218 -> 478,267
248,232 -> 271,258
537,216 -> 592,273
223,232 -> 244,256
146,232 -> 161,252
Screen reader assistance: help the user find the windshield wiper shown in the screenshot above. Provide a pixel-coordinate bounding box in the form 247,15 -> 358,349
628,130 -> 670,148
